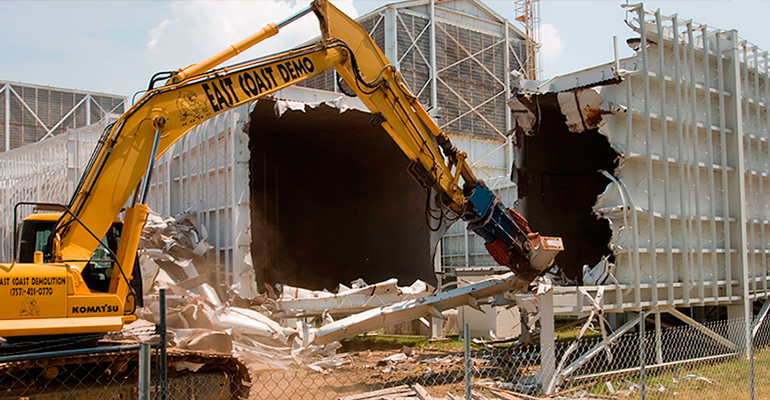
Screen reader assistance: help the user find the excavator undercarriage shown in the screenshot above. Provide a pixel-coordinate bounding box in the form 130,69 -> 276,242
0,342 -> 249,400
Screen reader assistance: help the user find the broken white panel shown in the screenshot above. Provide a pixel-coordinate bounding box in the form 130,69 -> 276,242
456,272 -> 522,339
212,305 -> 297,346
556,88 -> 606,133
312,273 -> 526,345
274,278 -> 431,318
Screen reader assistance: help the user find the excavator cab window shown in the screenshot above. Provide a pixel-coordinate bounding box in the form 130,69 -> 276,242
18,217 -> 122,293
81,224 -> 122,293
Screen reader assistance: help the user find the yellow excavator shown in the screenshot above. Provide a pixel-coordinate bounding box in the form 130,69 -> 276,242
3,0 -> 560,368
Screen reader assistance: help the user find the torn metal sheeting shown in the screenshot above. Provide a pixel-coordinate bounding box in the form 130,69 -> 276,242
212,305 -> 297,346
134,210 -> 353,372
274,278 -> 431,318
508,86 -> 619,281
312,273 -> 527,345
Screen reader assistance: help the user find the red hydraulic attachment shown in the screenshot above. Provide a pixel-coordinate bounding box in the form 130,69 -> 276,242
484,208 -> 541,267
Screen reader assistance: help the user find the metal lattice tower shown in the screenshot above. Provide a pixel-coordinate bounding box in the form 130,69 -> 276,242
514,0 -> 540,79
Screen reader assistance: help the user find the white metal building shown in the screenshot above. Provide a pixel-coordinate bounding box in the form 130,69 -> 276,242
0,81 -> 126,261
508,5 -> 770,390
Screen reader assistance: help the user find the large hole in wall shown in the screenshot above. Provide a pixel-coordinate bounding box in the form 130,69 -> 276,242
248,100 -> 435,291
515,93 -> 618,282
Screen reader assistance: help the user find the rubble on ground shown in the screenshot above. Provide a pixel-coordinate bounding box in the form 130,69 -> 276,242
311,272 -> 527,345
121,210 -> 463,374
272,278 -> 432,319
120,210 -> 337,372
123,210 -> 559,398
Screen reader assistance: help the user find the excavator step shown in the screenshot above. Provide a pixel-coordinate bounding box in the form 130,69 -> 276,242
0,316 -> 126,337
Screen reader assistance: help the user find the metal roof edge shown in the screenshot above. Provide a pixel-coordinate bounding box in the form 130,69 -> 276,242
0,79 -> 129,101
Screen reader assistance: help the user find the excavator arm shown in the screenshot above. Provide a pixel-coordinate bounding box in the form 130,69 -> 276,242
1,0 -> 559,338
311,0 -> 559,280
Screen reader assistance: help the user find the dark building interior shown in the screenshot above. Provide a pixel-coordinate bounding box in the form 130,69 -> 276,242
513,93 -> 619,282
249,100 -> 436,291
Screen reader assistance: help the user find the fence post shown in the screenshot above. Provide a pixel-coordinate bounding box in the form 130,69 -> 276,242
464,323 -> 471,400
749,316 -> 755,400
639,309 -> 646,400
138,342 -> 151,400
158,288 -> 168,400
541,289 -> 556,394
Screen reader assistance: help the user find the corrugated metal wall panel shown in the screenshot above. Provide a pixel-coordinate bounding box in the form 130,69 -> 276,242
147,105 -> 251,287
511,8 -> 770,315
0,124 -> 103,262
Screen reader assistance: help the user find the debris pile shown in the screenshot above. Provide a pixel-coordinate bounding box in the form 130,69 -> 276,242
121,210 -> 445,374
272,277 -> 432,319
120,210 -> 559,399
121,211 -> 341,372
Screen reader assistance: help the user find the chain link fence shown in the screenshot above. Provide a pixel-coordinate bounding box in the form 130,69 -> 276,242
143,312 -> 769,399
2,306 -> 770,400
0,341 -> 153,400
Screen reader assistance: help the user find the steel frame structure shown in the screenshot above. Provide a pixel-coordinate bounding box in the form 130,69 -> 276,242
0,81 -> 126,153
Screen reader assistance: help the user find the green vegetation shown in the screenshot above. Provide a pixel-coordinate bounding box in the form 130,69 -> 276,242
571,348 -> 770,399
555,327 -> 603,342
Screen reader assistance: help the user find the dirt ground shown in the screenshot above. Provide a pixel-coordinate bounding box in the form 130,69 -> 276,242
248,336 -> 541,400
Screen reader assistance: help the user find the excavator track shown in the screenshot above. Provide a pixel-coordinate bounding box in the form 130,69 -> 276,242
0,343 -> 250,400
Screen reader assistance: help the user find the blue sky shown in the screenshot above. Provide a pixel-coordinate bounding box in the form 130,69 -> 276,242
1,1 -> 767,99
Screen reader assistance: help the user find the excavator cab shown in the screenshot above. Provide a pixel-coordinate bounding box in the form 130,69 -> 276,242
16,213 -> 142,303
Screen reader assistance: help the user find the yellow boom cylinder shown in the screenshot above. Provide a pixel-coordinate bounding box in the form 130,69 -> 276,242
173,22 -> 279,83
171,5 -> 313,83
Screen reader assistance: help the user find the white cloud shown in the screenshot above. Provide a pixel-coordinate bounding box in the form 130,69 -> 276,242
539,23 -> 564,57
153,1 -> 360,68
147,19 -> 171,54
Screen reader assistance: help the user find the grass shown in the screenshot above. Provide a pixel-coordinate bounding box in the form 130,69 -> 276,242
571,347 -> 770,399
555,327 -> 603,342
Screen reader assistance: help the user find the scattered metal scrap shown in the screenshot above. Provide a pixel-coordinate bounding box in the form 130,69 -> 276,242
312,273 -> 528,345
337,383 -> 512,400
338,384 -> 433,400
129,210 -> 454,376
273,278 -> 432,319
127,210 -> 344,373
